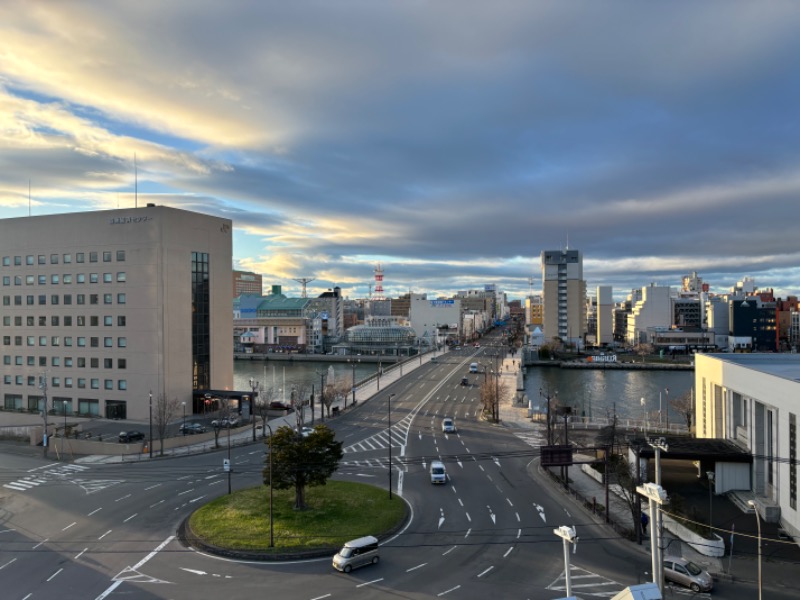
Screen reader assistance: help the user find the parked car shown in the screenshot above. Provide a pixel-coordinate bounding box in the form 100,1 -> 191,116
211,417 -> 240,428
179,422 -> 206,435
297,426 -> 315,438
119,430 -> 145,443
663,557 -> 713,592
269,401 -> 292,411
442,418 -> 457,433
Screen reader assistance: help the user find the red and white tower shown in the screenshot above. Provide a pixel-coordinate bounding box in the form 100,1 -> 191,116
373,263 -> 385,300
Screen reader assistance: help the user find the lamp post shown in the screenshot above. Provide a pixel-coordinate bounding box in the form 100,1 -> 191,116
181,401 -> 186,436
264,421 -> 274,547
539,388 -> 557,445
349,359 -> 359,407
553,526 -> 578,597
664,387 -> 670,430
62,400 -> 68,459
748,500 -> 762,600
148,391 -> 153,459
227,398 -> 232,495
318,371 -> 325,422
637,482 -> 667,596
249,378 -> 261,442
40,375 -> 49,458
388,393 -> 395,499
641,396 -> 647,433
707,471 -> 715,532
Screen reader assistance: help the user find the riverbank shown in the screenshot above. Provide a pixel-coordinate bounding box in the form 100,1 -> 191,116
235,353 -> 401,364
527,359 -> 694,370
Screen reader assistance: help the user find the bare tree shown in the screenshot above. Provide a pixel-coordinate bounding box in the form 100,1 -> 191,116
153,394 -> 182,456
633,342 -> 655,361
322,379 -> 350,416
479,375 -> 508,422
670,390 -> 694,430
253,387 -> 277,439
290,383 -> 313,429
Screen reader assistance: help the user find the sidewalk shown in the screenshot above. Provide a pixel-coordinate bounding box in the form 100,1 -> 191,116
496,355 -> 800,590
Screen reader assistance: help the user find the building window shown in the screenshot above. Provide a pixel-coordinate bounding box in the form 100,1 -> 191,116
39,336 -> 47,346
38,295 -> 46,305
104,379 -> 113,390
64,316 -> 72,326
118,358 -> 126,369
51,316 -> 59,326
116,250 -> 125,261
51,274 -> 60,284
103,273 -> 112,283
14,256 -> 21,265
77,273 -> 85,284
64,294 -> 72,305
77,357 -> 85,368
65,377 -> 73,388
38,275 -> 46,284
104,316 -> 113,326
26,355 -> 34,365
27,336 -> 35,346
63,274 -> 72,284
103,293 -> 112,304
14,295 -> 21,305
78,378 -> 86,389
2,276 -> 8,286
76,252 -> 84,263
77,316 -> 85,326
51,336 -> 60,346
89,251 -> 98,263
26,275 -> 33,285
91,378 -> 99,389
90,337 -> 99,348
90,316 -> 99,326
116,272 -> 126,282
65,357 -> 73,367
51,377 -> 60,387
118,337 -> 127,348
63,254 -> 72,264
50,294 -> 59,305
27,375 -> 36,386
14,356 -> 22,365
90,357 -> 98,368
77,294 -> 85,305
104,337 -> 112,348
192,251 -> 211,390
51,356 -> 60,366
103,251 -> 112,262
118,380 -> 127,390
77,337 -> 86,347
27,255 -> 35,265
1,257 -> 8,266
118,316 -> 126,327
50,254 -> 59,264
90,294 -> 98,305
90,273 -> 98,283
104,358 -> 113,368
64,336 -> 73,347
117,293 -> 126,304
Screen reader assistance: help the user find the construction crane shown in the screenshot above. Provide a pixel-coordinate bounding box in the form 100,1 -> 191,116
293,277 -> 315,298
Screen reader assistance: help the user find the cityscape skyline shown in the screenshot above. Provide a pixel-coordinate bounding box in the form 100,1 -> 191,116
2,2 -> 799,300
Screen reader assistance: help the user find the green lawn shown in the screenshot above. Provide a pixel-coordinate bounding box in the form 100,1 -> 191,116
187,480 -> 406,554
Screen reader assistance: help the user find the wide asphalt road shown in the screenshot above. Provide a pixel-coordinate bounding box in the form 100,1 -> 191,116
0,341 -> 779,599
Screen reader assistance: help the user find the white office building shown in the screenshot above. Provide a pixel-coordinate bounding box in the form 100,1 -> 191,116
0,205 -> 233,422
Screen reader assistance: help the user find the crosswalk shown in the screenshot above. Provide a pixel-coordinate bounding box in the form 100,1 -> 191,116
343,412 -> 413,454
547,565 -> 626,598
2,463 -> 120,494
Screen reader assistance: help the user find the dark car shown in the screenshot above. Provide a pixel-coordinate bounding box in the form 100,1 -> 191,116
269,401 -> 292,411
119,430 -> 145,443
461,377 -> 469,386
179,422 -> 206,435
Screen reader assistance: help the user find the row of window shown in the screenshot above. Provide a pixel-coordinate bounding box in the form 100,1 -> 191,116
3,374 -> 127,390
3,315 -> 126,327
3,272 -> 127,285
3,355 -> 126,369
2,336 -> 127,347
2,251 -> 125,266
2,293 -> 127,306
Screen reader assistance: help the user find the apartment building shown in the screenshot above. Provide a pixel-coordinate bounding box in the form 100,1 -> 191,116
541,249 -> 586,348
0,205 -> 233,422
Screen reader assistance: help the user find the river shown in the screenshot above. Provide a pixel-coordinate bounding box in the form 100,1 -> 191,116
233,360 -> 693,424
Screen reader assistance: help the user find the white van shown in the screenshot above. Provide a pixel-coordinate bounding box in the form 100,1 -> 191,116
332,535 -> 380,573
469,362 -> 478,373
430,460 -> 447,484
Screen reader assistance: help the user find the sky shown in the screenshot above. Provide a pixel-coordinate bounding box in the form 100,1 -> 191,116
2,1 -> 800,301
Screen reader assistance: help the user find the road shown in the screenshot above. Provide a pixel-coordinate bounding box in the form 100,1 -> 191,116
0,339 -> 787,599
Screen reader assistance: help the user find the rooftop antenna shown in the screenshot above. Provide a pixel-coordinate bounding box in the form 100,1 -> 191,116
28,180 -> 31,216
134,153 -> 138,208
293,277 -> 315,298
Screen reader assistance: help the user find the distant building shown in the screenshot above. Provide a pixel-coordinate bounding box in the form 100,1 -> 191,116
0,205 -> 233,421
541,249 -> 586,349
596,286 -> 614,346
627,284 -> 672,345
233,270 -> 262,297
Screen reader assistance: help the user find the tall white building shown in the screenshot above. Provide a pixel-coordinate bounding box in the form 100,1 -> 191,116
541,249 -> 586,348
626,283 -> 673,345
0,205 -> 233,422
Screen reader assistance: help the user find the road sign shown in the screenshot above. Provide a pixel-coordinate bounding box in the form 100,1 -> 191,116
223,458 -> 230,472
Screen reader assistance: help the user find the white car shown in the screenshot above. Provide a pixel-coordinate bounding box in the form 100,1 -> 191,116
441,418 -> 456,433
297,427 -> 315,438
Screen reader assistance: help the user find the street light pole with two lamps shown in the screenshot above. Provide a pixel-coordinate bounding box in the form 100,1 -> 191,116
747,499 -> 762,600
181,401 -> 186,436
387,393 -> 396,499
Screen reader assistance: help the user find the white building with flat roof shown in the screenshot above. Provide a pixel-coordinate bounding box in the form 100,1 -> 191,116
695,353 -> 800,541
0,205 -> 233,422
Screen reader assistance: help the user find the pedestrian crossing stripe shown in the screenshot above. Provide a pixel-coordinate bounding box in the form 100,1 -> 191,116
112,565 -> 171,584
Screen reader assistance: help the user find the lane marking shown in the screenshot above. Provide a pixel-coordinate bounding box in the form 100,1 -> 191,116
47,568 -> 63,581
98,530 -> 112,540
437,585 -> 461,596
477,566 -> 494,577
88,508 -> 102,516
406,563 -> 427,572
356,578 -> 384,587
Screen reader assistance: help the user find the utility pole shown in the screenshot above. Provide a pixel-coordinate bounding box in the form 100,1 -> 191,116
648,437 -> 669,588
40,375 -> 49,458
148,391 -> 153,459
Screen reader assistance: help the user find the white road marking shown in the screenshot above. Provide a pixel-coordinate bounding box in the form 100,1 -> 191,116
98,530 -> 111,540
88,508 -> 102,516
144,484 -> 161,490
503,546 -> 513,558
62,522 -> 76,531
442,545 -> 458,555
123,513 -> 137,522
356,578 -> 384,587
0,558 -> 17,570
477,566 -> 494,577
406,563 -> 427,572
46,568 -> 63,581
33,539 -> 48,549
437,584 -> 461,596
75,548 -> 88,560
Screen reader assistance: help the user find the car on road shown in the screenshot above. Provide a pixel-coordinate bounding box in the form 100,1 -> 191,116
430,460 -> 447,484
460,377 -> 469,386
211,417 -> 240,428
269,401 -> 292,411
442,418 -> 456,433
663,557 -> 713,592
332,535 -> 379,573
297,426 -> 315,438
179,422 -> 206,435
118,430 -> 145,443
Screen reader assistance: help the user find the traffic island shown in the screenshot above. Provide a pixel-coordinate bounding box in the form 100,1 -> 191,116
179,480 -> 409,561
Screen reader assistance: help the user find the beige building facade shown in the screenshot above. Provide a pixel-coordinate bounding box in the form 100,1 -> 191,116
0,205 -> 232,422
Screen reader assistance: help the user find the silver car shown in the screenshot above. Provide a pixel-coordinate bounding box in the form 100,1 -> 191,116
663,556 -> 713,592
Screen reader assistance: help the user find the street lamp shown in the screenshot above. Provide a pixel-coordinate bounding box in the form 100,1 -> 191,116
249,378 -> 261,442
539,388 -> 558,445
264,421 -> 274,548
149,391 -> 153,459
637,482 -> 668,595
62,399 -> 68,459
181,401 -> 186,436
706,471 -> 715,531
388,393 -> 396,499
553,526 -> 578,597
40,375 -> 49,458
349,358 -> 359,407
641,396 -> 647,433
747,500 -> 762,600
